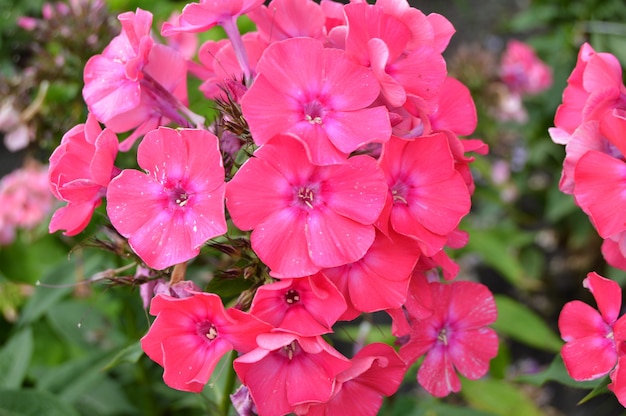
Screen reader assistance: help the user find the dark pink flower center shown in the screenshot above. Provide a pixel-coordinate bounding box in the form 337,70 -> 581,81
303,100 -> 325,125
169,187 -> 190,208
281,340 -> 300,361
197,321 -> 218,341
437,328 -> 449,346
391,181 -> 409,205
285,289 -> 300,305
296,184 -> 319,209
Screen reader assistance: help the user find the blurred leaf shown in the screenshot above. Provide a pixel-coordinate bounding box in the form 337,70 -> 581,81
0,327 -> 33,389
0,388 -> 79,416
463,226 -> 538,290
0,233 -> 67,284
493,295 -> 563,352
460,378 -> 544,416
333,324 -> 395,346
103,341 -> 144,370
516,354 -> 602,389
384,396 -> 497,416
74,376 -> 137,416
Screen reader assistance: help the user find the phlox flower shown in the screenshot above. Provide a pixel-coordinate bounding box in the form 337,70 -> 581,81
376,134 -> 471,256
240,37 -> 391,165
48,114 -> 119,236
342,2 -> 447,108
225,134 -> 388,278
550,42 -> 626,144
233,331 -> 351,416
400,275 -> 498,397
83,8 -> 189,150
559,272 -> 626,382
141,292 -> 272,393
249,272 -> 346,336
306,343 -> 406,416
499,40 -> 552,96
106,127 -> 227,270
248,0 -> 326,43
322,229 -> 420,320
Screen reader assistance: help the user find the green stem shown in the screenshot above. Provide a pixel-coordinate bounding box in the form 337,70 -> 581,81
219,351 -> 237,416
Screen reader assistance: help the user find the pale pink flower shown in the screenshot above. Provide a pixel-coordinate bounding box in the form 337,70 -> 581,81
226,134 -> 388,278
500,40 -> 553,95
106,127 -> 227,270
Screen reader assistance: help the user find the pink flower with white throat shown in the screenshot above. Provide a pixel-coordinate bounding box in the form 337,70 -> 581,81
106,127 -> 227,270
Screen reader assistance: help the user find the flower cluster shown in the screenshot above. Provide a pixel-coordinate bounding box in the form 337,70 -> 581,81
47,0 -> 497,414
550,43 -> 626,270
552,43 -> 626,406
0,163 -> 53,245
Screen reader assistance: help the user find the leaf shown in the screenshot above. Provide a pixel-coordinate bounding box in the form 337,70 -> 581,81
460,378 -> 544,416
516,354 -> 602,389
493,295 -> 563,353
383,396 -> 497,416
103,341 -> 144,370
0,327 -> 33,389
578,376 -> 611,405
0,389 -> 79,416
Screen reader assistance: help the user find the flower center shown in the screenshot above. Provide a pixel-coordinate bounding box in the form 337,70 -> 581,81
437,328 -> 448,345
391,182 -> 409,205
285,289 -> 300,304
298,187 -> 315,209
282,340 -> 299,361
303,100 -> 324,125
170,187 -> 190,207
197,321 -> 218,341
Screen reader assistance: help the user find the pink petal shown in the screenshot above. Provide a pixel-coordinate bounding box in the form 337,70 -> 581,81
417,344 -> 461,397
609,356 -> 626,407
322,106 -> 391,154
561,335 -> 616,381
447,281 -> 497,330
448,327 -> 498,379
584,272 -> 622,325
559,300 -> 610,341
574,150 -> 626,237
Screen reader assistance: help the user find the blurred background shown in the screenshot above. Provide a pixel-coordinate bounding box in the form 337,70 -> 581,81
1,0 -> 626,414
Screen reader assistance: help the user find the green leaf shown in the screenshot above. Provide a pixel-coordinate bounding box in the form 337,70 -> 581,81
383,396 -> 497,416
103,341 -> 144,370
516,354 -> 601,389
578,376 -> 611,405
0,327 -> 33,389
0,389 -> 79,416
460,378 -> 544,416
493,295 -> 563,352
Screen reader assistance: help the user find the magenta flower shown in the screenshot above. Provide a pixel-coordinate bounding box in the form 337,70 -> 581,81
233,331 -> 351,416
500,40 -> 553,96
400,276 -> 498,397
240,37 -> 391,165
306,343 -> 406,416
249,272 -> 346,336
559,272 -> 626,381
83,8 -> 189,150
106,127 -> 227,270
226,134 -> 388,278
48,114 -> 119,236
377,134 -> 471,256
141,292 -> 272,393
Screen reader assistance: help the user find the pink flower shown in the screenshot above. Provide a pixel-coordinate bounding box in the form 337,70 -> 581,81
226,134 -> 388,278
106,127 -> 227,270
48,114 -> 119,236
400,276 -> 498,397
306,343 -> 406,416
559,272 -> 626,381
83,8 -> 189,150
377,134 -> 471,256
248,0 -> 326,43
0,164 -> 53,231
240,37 -> 391,165
250,272 -> 346,336
233,331 -> 351,416
500,40 -> 552,95
322,229 -> 419,320
141,292 -> 272,393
